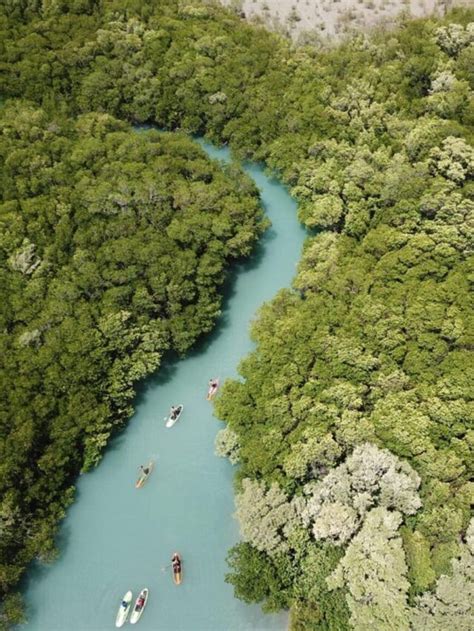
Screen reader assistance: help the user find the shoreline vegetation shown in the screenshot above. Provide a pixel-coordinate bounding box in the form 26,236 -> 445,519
0,107 -> 265,627
0,1 -> 473,629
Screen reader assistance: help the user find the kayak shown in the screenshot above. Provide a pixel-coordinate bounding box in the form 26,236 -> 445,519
135,462 -> 153,489
172,553 -> 182,585
165,404 -> 184,428
130,588 -> 149,625
115,590 -> 132,628
207,378 -> 219,401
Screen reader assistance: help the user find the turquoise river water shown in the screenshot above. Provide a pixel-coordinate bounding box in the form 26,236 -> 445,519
21,139 -> 307,631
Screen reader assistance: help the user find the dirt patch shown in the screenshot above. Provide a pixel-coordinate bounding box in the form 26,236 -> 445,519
220,0 -> 464,41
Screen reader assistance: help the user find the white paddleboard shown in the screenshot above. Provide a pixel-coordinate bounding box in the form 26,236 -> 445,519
115,590 -> 132,628
130,588 -> 148,624
165,404 -> 183,428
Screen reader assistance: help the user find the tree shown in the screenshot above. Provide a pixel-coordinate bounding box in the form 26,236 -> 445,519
299,443 -> 421,545
234,479 -> 299,554
215,426 -> 241,464
435,23 -> 474,57
299,194 -> 344,230
401,527 -> 436,593
0,593 -> 25,631
327,508 -> 410,631
225,543 -> 274,605
283,431 -> 342,480
430,136 -> 474,183
410,518 -> 474,630
291,542 -> 350,631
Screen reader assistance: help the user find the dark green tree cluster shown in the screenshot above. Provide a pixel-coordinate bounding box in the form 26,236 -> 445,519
0,0 -> 473,629
0,100 -> 263,628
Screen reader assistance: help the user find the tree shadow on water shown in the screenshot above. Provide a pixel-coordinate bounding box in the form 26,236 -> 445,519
188,225 -> 276,359
19,521 -> 73,616
99,427 -> 129,455
133,354 -> 180,409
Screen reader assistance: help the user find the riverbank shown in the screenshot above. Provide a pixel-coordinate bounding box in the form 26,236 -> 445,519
20,140 -> 306,631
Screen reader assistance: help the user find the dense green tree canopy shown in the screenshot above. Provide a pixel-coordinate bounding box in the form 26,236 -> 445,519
0,0 -> 472,629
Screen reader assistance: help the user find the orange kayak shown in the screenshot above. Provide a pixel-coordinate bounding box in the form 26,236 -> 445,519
135,462 -> 153,489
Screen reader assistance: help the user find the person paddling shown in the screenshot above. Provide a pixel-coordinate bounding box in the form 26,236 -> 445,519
172,552 -> 181,571
170,405 -> 178,419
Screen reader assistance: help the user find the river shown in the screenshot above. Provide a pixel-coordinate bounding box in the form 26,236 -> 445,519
21,139 -> 307,630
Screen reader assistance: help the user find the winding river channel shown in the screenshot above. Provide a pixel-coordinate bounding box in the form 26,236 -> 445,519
22,139 -> 307,630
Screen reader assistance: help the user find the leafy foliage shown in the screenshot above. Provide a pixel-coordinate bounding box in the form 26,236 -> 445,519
234,478 -> 299,555
327,508 -> 410,631
299,443 -> 421,545
290,543 -> 350,631
215,426 -> 241,464
0,0 -> 472,628
410,518 -> 474,630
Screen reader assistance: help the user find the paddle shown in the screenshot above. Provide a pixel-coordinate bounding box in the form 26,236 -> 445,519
161,556 -> 183,571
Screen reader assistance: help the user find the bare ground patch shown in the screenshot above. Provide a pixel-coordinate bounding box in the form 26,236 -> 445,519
220,0 -> 469,41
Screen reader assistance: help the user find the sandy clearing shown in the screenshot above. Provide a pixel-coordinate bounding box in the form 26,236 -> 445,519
220,0 -> 470,41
